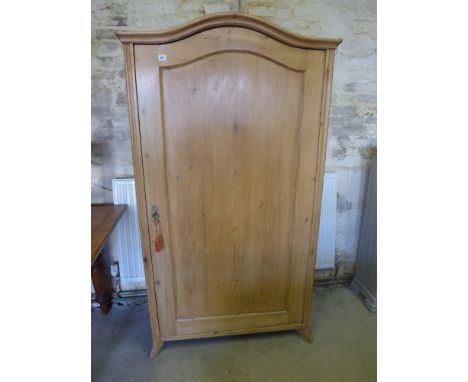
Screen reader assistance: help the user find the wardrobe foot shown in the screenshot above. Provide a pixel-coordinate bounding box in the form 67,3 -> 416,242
150,340 -> 164,359
298,327 -> 313,343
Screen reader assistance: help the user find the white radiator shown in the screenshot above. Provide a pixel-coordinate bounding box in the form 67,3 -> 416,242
110,178 -> 146,290
109,174 -> 336,291
316,173 -> 337,269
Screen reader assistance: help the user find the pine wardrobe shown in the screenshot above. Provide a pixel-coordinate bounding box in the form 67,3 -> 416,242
117,13 -> 341,357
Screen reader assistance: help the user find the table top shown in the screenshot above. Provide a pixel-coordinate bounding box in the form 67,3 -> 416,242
91,204 -> 127,264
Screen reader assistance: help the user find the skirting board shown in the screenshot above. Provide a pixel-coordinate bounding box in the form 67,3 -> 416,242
349,278 -> 377,312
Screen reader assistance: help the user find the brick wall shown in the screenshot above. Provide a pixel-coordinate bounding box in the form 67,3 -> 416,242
91,0 -> 377,280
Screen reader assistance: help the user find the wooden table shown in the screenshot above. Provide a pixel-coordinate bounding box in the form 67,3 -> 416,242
91,204 -> 127,314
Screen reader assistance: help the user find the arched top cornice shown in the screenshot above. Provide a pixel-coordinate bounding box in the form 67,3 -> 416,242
116,12 -> 342,49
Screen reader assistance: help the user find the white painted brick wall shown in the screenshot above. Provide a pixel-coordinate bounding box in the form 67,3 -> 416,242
91,0 -> 377,280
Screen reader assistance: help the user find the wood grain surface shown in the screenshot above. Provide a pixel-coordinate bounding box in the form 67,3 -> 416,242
118,13 -> 341,354
91,204 -> 127,264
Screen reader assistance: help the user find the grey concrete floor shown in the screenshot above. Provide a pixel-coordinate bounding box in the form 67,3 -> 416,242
92,286 -> 376,382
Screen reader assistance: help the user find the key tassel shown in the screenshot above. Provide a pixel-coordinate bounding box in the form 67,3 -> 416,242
154,221 -> 163,252
151,206 -> 164,253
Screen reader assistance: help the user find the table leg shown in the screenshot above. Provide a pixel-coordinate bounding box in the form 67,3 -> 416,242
91,250 -> 113,314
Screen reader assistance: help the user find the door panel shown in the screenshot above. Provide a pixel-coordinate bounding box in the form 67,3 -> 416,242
134,29 -> 325,338
163,53 -> 302,319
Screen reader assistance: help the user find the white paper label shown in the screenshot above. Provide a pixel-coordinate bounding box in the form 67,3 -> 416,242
158,54 -> 167,61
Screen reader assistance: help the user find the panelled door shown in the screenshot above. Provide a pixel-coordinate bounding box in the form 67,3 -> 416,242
133,27 -> 327,339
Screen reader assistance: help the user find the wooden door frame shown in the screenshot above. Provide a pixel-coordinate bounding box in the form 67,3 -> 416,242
118,12 -> 341,358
